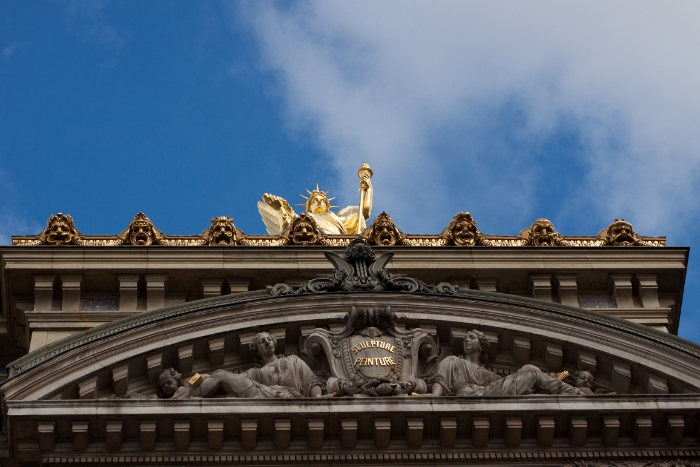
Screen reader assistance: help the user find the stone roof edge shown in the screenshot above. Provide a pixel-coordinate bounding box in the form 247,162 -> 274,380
5,287 -> 700,380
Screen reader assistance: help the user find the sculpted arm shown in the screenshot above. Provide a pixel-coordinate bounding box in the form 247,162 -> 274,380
170,386 -> 192,399
293,356 -> 325,397
360,177 -> 373,221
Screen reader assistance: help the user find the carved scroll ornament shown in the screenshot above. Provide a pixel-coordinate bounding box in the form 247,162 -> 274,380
267,239 -> 458,295
304,306 -> 435,397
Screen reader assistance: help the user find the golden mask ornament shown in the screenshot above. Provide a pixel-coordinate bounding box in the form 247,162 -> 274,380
40,213 -> 80,245
527,218 -> 560,246
442,212 -> 480,247
285,213 -> 324,246
122,212 -> 161,246
363,212 -> 406,246
605,219 -> 640,246
205,216 -> 239,245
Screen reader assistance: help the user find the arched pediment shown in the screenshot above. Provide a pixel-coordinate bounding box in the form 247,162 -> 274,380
3,286 -> 700,402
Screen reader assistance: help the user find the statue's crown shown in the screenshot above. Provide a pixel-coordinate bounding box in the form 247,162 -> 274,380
297,183 -> 338,212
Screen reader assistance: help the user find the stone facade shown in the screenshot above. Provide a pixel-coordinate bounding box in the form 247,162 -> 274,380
0,219 -> 696,466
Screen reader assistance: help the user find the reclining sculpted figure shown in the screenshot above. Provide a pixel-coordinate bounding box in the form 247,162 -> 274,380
430,330 -> 588,397
158,332 -> 325,399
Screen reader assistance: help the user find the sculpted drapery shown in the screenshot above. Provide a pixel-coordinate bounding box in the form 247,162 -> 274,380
430,330 -> 586,397
243,355 -> 324,398
157,332 -> 325,400
433,357 -> 584,396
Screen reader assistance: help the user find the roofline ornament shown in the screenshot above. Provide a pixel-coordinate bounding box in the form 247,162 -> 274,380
11,213 -> 665,247
267,239 -> 458,296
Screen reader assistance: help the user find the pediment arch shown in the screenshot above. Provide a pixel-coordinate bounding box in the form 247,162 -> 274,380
3,288 -> 700,403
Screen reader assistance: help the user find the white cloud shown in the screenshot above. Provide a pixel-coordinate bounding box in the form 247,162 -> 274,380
0,167 -> 41,245
0,212 -> 40,246
1,42 -> 31,63
63,0 -> 129,53
240,1 -> 700,234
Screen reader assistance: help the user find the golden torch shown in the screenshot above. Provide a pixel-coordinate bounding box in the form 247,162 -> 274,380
357,162 -> 373,232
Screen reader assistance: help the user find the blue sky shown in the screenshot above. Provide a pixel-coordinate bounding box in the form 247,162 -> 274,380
2,1 -> 700,341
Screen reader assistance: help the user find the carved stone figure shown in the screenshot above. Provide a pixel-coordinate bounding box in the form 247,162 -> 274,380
305,306 -> 433,397
442,212 -> 481,246
257,163 -> 373,235
571,370 -> 595,394
121,212 -> 162,246
280,213 -> 325,246
362,212 -> 407,246
604,219 -> 641,246
565,369 -> 616,395
39,213 -> 80,245
268,239 -> 457,295
523,218 -> 560,246
204,216 -> 240,245
430,330 -> 587,396
157,332 -> 324,399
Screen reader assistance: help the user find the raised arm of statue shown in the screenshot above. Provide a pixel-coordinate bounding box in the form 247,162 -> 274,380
360,176 -> 373,222
257,193 -> 297,235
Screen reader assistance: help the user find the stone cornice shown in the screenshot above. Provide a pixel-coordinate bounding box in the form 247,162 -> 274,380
0,245 -> 688,271
7,392 -> 700,413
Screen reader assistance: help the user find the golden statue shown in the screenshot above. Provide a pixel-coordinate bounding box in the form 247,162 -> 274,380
258,163 -> 373,236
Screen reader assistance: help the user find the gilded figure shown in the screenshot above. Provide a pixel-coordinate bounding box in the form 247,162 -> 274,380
257,163 -> 373,236
40,213 -> 80,245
